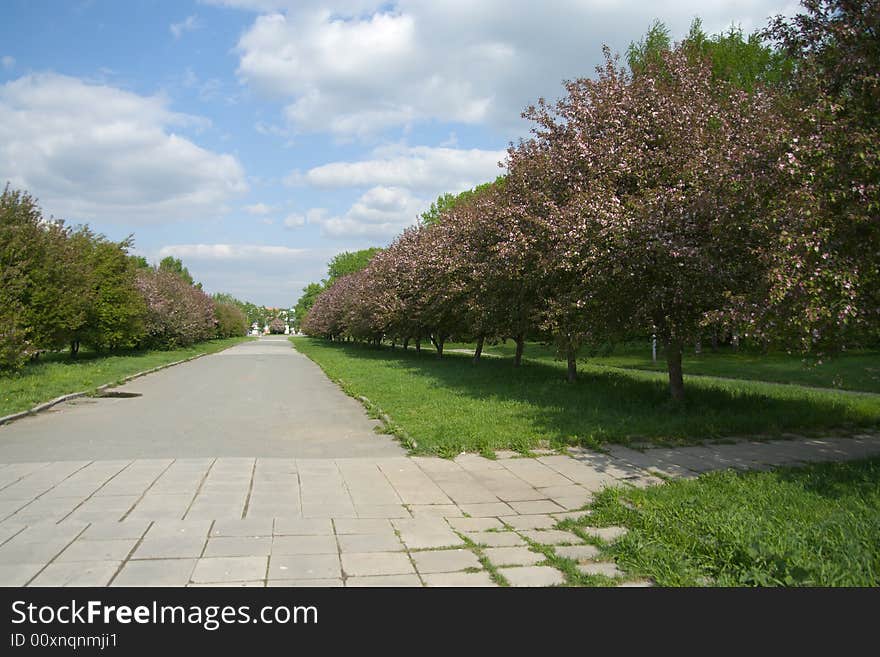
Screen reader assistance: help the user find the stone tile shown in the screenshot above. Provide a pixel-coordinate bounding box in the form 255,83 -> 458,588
30,561 -> 120,587
503,514 -> 556,530
483,547 -> 544,567
617,580 -> 654,587
0,563 -> 45,587
268,554 -> 341,581
146,520 -> 211,538
332,518 -> 392,534
537,485 -> 590,499
210,518 -> 274,538
423,571 -> 497,587
409,504 -> 462,518
57,538 -> 137,562
132,534 -> 206,559
273,518 -> 334,535
341,552 -> 415,577
555,545 -> 601,561
337,533 -> 403,553
503,566 -> 565,587
203,536 -> 272,557
581,526 -> 628,542
465,531 -> 525,547
190,581 -> 265,587
345,574 -> 422,587
577,561 -> 623,578
392,519 -> 463,549
550,496 -> 594,510
191,557 -> 268,584
446,517 -> 503,532
519,530 -> 582,546
112,559 -> 196,587
552,511 -> 593,522
457,502 -> 515,517
355,505 -> 410,518
267,578 -> 344,587
0,539 -> 78,565
272,535 -> 338,555
411,549 -> 481,574
82,521 -> 151,541
508,500 -> 566,515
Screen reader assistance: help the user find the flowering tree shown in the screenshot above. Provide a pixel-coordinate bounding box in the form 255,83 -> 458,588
135,268 -> 216,348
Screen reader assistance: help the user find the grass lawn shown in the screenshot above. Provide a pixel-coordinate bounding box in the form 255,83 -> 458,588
0,336 -> 252,417
566,457 -> 880,586
291,337 -> 880,456
446,340 -> 880,393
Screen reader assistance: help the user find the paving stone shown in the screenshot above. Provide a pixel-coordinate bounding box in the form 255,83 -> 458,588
267,578 -> 344,587
550,496 -> 593,510
29,561 -> 120,587
446,517 -> 503,532
346,574 -> 422,587
273,518 -> 334,535
190,581 -> 265,587
554,545 -> 601,561
355,505 -> 410,518
423,571 -> 497,587
392,519 -> 463,549
204,536 -> 272,557
503,514 -> 556,530
483,547 -> 544,567
337,533 -> 403,553
82,521 -> 151,541
617,580 -> 654,587
552,511 -> 593,522
519,530 -> 582,546
0,563 -> 44,586
581,526 -> 628,542
210,518 -> 273,537
57,538 -> 138,562
268,554 -> 340,580
271,535 -> 338,555
146,520 -> 211,538
333,518 -> 392,534
191,557 -> 268,584
502,566 -> 565,587
411,549 -> 481,574
465,531 -> 525,547
132,534 -> 207,559
508,500 -> 566,515
457,502 -> 516,517
341,552 -> 415,577
112,559 -> 196,587
577,561 -> 623,578
408,504 -> 462,518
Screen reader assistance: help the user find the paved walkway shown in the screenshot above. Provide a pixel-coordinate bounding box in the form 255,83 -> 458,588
1,337 -> 879,587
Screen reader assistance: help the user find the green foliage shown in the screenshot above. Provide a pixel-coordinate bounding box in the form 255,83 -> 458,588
158,255 -> 196,287
627,19 -> 671,76
293,282 -> 324,330
420,177 -> 504,226
588,458 -> 880,586
326,248 -> 383,283
214,301 -> 248,338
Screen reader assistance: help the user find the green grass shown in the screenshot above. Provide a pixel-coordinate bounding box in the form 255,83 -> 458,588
447,340 -> 880,393
291,337 -> 880,456
0,337 -> 252,417
577,457 -> 880,586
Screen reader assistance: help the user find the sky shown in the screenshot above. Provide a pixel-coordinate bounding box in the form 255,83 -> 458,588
0,0 -> 798,307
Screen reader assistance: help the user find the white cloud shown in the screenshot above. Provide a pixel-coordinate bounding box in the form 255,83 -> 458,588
283,213 -> 305,228
307,185 -> 426,239
294,144 -> 505,193
170,15 -> 200,39
1,56 -> 14,70
159,243 -> 308,260
0,73 -> 247,223
244,202 -> 273,215
223,1 -> 796,137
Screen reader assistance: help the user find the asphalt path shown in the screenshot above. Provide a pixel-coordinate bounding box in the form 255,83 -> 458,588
0,337 -> 404,462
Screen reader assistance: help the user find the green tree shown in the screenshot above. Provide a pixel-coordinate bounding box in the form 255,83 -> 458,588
420,178 -> 505,226
293,282 -> 324,330
326,248 -> 383,283
159,255 -> 198,287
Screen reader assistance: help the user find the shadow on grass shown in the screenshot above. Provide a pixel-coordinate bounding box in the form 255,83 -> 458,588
774,458 -> 880,501
303,340 -> 880,449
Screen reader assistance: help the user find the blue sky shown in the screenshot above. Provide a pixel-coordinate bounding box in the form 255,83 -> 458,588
0,0 -> 796,306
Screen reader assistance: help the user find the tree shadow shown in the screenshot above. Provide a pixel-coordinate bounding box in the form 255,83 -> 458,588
314,341 -> 880,449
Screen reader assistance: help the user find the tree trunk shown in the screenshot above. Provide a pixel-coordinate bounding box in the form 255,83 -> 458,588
566,342 -> 577,383
473,335 -> 484,363
666,340 -> 685,402
694,339 -> 702,356
435,336 -> 445,358
403,337 -> 409,351
415,338 -> 421,353
70,340 -> 80,357
514,334 -> 525,367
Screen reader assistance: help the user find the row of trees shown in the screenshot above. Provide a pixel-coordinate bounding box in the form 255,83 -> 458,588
0,187 -> 249,371
302,1 -> 880,401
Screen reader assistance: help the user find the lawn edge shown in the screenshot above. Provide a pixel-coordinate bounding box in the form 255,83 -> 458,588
0,337 -> 250,427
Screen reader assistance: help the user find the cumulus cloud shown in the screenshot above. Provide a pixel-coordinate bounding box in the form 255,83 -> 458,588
292,144 -> 505,193
1,56 -> 14,70
243,202 -> 274,214
170,15 -> 200,39
307,185 -> 426,239
156,242 -> 344,305
0,73 -> 247,223
218,0 -> 796,137
283,213 -> 306,228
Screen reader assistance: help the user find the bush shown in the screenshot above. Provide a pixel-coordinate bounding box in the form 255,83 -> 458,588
215,301 -> 248,338
135,269 -> 216,349
269,317 -> 286,334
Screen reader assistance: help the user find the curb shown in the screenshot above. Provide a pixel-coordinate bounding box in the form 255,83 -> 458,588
0,351 -> 213,427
